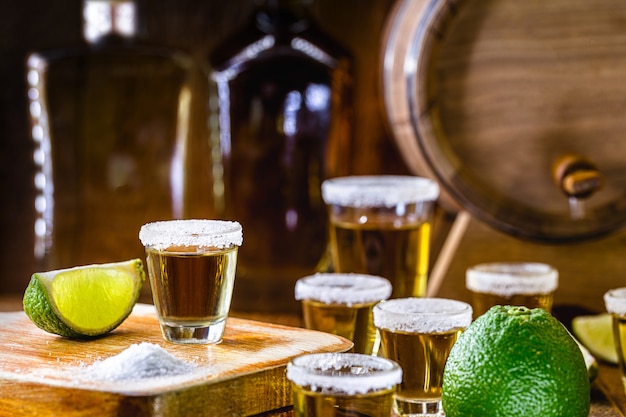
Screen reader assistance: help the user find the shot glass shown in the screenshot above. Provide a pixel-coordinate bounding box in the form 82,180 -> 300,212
604,288 -> 626,392
321,175 -> 439,298
286,352 -> 402,417
295,273 -> 392,354
466,262 -> 558,318
139,219 -> 243,344
373,297 -> 473,416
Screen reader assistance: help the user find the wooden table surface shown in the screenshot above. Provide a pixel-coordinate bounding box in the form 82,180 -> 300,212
0,295 -> 623,417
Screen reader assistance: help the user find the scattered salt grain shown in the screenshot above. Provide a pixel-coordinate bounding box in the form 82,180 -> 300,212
82,342 -> 196,382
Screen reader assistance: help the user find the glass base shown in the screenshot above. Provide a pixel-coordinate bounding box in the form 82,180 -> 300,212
394,398 -> 444,416
159,319 -> 226,344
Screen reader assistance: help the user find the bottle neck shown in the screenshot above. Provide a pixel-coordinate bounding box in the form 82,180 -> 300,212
83,0 -> 136,43
254,0 -> 314,33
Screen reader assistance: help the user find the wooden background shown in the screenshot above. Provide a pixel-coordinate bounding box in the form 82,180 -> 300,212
0,0 -> 409,297
3,0 -> 626,316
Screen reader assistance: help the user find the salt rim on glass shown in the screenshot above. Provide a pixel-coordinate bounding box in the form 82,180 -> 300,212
466,262 -> 558,297
286,353 -> 402,396
294,273 -> 392,306
321,175 -> 439,208
139,219 -> 243,250
604,288 -> 626,316
373,297 -> 473,334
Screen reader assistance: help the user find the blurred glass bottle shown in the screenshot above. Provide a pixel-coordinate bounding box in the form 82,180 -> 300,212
208,0 -> 353,313
27,0 -> 193,287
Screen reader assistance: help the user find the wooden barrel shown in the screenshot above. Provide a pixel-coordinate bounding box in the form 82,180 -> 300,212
381,0 -> 626,242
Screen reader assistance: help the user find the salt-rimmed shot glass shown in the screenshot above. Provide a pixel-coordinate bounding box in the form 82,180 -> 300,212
373,297 -> 472,416
604,288 -> 626,392
139,219 -> 243,344
294,273 -> 392,354
286,352 -> 402,417
466,262 -> 558,318
321,175 -> 439,299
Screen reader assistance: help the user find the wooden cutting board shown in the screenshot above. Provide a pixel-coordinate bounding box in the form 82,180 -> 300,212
0,304 -> 352,417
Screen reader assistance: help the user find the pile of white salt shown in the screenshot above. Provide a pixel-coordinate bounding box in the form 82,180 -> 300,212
81,342 -> 197,382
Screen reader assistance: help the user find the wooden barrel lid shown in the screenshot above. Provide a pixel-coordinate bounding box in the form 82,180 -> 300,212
382,0 -> 626,242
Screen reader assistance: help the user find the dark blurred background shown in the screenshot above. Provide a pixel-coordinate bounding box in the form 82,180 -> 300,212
0,0 -> 409,297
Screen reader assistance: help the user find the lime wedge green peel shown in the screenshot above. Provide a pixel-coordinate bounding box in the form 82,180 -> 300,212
572,313 -> 618,364
23,259 -> 145,338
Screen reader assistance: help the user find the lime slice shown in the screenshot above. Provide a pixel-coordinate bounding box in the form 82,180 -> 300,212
23,259 -> 145,338
572,313 -> 618,364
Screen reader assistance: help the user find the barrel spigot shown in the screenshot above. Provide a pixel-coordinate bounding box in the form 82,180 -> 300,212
552,154 -> 604,219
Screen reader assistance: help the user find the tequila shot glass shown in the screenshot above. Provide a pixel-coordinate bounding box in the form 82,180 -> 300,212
139,219 -> 242,344
287,352 -> 402,417
295,273 -> 392,354
321,175 -> 439,298
466,262 -> 558,318
374,297 -> 472,416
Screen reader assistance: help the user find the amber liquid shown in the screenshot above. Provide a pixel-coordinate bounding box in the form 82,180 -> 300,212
301,300 -> 379,354
292,384 -> 395,417
145,246 -> 238,325
379,327 -> 461,414
470,292 -> 553,319
329,220 -> 431,298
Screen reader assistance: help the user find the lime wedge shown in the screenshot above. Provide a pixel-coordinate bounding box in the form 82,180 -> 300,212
23,259 -> 145,338
572,313 -> 618,364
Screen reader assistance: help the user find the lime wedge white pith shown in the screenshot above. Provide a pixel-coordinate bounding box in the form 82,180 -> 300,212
23,259 -> 145,338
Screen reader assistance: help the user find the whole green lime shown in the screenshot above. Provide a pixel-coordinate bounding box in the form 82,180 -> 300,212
442,305 -> 590,417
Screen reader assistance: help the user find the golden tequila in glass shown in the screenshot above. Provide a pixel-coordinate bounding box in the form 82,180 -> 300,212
604,288 -> 626,393
295,273 -> 392,354
139,219 -> 242,344
321,176 -> 439,298
286,353 -> 402,417
466,262 -> 558,318
374,297 -> 472,416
